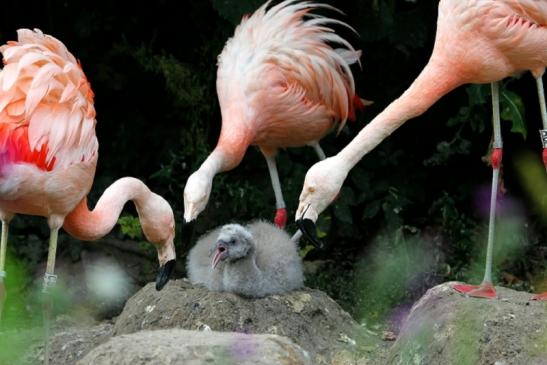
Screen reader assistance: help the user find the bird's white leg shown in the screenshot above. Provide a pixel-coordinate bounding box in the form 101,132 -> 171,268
0,219 -> 9,281
43,228 -> 60,294
454,82 -> 502,299
264,154 -> 287,228
43,217 -> 63,365
536,76 -> 547,172
532,76 -> 547,301
0,216 -> 12,321
311,142 -> 326,161
291,230 -> 302,243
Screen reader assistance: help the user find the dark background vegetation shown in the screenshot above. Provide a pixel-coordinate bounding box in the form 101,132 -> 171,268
1,0 -> 545,324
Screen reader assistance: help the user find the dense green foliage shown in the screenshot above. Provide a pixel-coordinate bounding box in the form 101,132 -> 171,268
1,0 -> 545,324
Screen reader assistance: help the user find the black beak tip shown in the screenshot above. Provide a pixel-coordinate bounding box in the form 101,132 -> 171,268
181,219 -> 196,248
155,259 -> 176,291
296,218 -> 324,249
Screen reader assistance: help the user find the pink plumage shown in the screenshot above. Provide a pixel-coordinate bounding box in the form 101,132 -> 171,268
216,0 -> 363,141
0,29 -> 97,172
184,0 -> 366,228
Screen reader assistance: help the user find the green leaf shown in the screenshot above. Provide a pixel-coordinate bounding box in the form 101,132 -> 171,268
299,244 -> 315,259
500,89 -> 527,139
118,215 -> 143,240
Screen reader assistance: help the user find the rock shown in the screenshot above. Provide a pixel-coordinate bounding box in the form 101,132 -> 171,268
113,279 -> 378,364
77,329 -> 312,365
20,318 -> 114,365
386,282 -> 547,365
45,322 -> 114,365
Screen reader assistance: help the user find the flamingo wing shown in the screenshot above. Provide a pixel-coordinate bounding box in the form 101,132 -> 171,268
503,0 -> 547,25
0,29 -> 97,172
217,0 -> 362,134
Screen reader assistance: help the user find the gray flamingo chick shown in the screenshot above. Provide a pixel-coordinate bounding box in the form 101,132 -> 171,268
187,221 -> 304,298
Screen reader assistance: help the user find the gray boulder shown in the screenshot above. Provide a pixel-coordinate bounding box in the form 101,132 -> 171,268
19,319 -> 113,365
77,329 -> 311,365
386,282 -> 547,365
113,279 -> 378,364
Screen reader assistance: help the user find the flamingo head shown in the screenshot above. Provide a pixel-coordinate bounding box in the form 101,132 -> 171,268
183,169 -> 213,223
129,185 -> 177,291
295,157 -> 349,247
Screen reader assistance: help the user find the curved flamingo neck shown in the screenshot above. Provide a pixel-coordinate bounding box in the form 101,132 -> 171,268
337,59 -> 463,169
63,177 -> 151,241
217,106 -> 256,171
200,106 -> 256,179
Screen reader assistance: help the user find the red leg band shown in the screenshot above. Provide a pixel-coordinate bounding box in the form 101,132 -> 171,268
491,148 -> 503,169
274,208 -> 287,229
543,148 -> 547,167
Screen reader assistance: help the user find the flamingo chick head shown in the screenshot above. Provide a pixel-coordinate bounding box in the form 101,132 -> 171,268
211,224 -> 254,269
183,170 -> 213,223
296,157 -> 349,223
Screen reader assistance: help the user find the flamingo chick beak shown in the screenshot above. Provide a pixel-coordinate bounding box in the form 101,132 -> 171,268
212,241 -> 228,269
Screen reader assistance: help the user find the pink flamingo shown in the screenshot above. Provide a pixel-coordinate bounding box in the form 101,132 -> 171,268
183,0 -> 366,231
0,29 -> 177,321
296,0 -> 547,300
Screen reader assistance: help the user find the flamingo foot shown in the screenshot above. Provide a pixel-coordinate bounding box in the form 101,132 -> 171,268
274,208 -> 287,229
453,282 -> 497,299
531,292 -> 547,301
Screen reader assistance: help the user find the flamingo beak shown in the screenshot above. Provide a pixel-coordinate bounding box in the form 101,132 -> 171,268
296,204 -> 324,249
181,219 -> 196,249
212,241 -> 228,269
155,259 -> 176,291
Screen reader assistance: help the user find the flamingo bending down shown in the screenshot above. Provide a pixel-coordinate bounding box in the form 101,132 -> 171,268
183,0 -> 365,233
296,0 -> 547,300
0,29 -> 177,320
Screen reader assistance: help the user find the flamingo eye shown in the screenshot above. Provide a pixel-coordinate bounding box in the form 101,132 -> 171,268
229,239 -> 236,245
308,186 -> 316,193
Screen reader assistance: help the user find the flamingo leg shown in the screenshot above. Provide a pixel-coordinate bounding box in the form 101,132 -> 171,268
311,142 -> 326,161
264,154 -> 287,228
43,226 -> 60,365
532,75 -> 547,301
454,82 -> 502,299
43,227 -> 59,293
536,75 -> 547,172
0,218 -> 10,321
